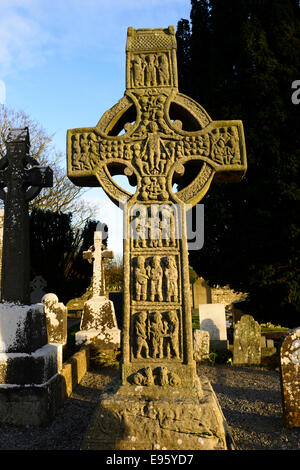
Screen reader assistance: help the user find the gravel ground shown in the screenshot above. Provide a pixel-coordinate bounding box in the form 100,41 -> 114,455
0,363 -> 299,451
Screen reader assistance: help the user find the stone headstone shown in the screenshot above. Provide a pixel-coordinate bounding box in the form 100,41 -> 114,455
67,26 -> 247,451
193,329 -> 210,362
42,293 -> 67,346
30,275 -> 47,303
76,222 -> 120,350
0,128 -> 62,426
280,328 -> 300,427
233,314 -> 261,365
199,304 -> 228,351
0,127 -> 53,304
191,277 -> 212,310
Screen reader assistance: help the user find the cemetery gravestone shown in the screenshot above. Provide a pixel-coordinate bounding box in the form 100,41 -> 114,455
193,329 -> 210,362
30,275 -> 47,303
199,304 -> 228,351
233,314 -> 261,365
280,327 -> 300,427
0,128 -> 63,426
76,222 -> 120,350
67,26 -> 247,450
42,293 -> 68,346
0,128 -> 53,304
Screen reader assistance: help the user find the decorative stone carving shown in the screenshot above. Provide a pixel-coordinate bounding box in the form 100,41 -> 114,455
67,26 -> 247,450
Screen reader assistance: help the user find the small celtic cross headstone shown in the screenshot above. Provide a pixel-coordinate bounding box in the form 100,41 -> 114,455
67,27 -> 247,388
0,127 -> 53,304
83,222 -> 114,297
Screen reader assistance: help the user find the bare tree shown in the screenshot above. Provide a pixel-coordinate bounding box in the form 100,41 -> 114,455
0,104 -> 96,227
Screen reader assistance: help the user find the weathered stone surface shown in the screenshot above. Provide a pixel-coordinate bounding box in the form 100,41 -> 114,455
81,374 -> 228,450
76,297 -> 120,350
199,304 -> 228,351
42,293 -> 67,346
0,343 -> 61,385
0,303 -> 48,353
233,314 -> 261,365
0,373 -> 62,426
67,26 -> 247,450
193,329 -> 210,362
280,328 -> 300,427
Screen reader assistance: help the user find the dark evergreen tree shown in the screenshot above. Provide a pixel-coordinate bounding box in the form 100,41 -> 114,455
29,208 -> 103,303
176,0 -> 300,326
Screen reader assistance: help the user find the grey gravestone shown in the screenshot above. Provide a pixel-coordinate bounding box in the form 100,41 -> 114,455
0,128 -> 53,304
30,275 -> 47,303
193,329 -> 210,362
42,293 -> 68,346
233,314 -> 261,365
76,222 -> 120,350
280,328 -> 300,427
199,304 -> 228,351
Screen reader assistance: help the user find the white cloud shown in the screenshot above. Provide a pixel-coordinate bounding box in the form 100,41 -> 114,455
0,2 -> 57,77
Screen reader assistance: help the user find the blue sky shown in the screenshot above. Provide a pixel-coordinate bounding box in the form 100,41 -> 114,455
0,0 -> 192,255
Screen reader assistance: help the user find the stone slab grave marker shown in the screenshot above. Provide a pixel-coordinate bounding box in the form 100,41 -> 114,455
233,314 -> 261,365
0,128 -> 64,426
199,303 -> 228,351
76,222 -> 120,350
280,328 -> 300,427
67,26 -> 247,450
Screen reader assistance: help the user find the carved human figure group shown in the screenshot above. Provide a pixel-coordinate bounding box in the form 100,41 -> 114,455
134,255 -> 178,303
133,309 -> 180,360
131,53 -> 170,88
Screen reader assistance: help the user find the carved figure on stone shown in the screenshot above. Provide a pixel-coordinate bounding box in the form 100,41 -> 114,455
144,54 -> 157,87
149,312 -> 165,358
164,310 -> 180,359
132,205 -> 147,248
161,205 -> 175,246
132,56 -> 145,87
158,366 -> 169,386
134,256 -> 148,301
165,256 -> 178,302
134,312 -> 149,359
157,54 -> 169,86
149,205 -> 161,247
148,256 -> 163,302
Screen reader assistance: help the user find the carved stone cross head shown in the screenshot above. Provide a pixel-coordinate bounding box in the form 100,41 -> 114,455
67,26 -> 246,207
67,27 -> 247,388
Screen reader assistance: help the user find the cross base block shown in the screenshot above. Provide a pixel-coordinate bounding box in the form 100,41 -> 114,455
81,374 -> 230,450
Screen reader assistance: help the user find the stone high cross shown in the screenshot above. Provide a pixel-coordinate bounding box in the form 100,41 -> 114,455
0,128 -> 53,304
83,222 -> 114,297
67,27 -> 247,387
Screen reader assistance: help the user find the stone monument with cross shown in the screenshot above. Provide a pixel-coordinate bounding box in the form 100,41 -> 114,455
75,222 -> 120,350
0,128 -> 63,426
67,27 -> 246,450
